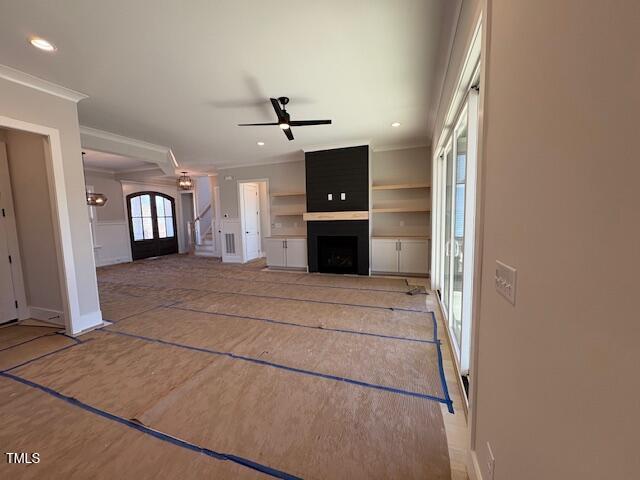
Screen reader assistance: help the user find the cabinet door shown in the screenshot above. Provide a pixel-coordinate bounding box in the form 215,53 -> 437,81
265,239 -> 285,267
284,239 -> 307,269
398,239 -> 428,274
371,239 -> 399,272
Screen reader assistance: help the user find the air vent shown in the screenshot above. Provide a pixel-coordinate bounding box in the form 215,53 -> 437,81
224,233 -> 236,254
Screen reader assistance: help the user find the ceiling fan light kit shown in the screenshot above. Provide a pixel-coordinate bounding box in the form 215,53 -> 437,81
238,96 -> 331,141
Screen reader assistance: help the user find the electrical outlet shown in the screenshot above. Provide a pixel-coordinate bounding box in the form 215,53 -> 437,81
399,220 -> 405,227
486,442 -> 495,479
495,260 -> 517,305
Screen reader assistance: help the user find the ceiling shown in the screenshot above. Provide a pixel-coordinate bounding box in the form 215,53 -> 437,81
0,0 -> 458,169
82,149 -> 154,173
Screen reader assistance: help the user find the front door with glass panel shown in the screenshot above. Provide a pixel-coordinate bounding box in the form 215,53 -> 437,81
127,192 -> 178,260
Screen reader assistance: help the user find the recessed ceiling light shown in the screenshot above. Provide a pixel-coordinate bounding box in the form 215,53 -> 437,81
29,37 -> 56,52
391,122 -> 401,128
257,141 -> 265,146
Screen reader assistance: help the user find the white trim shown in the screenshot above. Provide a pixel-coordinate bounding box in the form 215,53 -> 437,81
302,139 -> 371,153
29,306 -> 65,327
0,114 -> 95,336
467,449 -> 483,480
169,149 -> 179,167
371,143 -> 430,153
0,64 -> 88,103
237,180 -> 265,263
79,126 -> 169,154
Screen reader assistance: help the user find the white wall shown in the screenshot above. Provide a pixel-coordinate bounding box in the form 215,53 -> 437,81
0,76 -> 101,333
218,160 -> 306,237
85,171 -> 126,222
3,130 -> 63,315
471,1 -> 639,478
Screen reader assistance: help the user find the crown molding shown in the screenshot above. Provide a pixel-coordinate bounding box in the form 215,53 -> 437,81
79,126 -> 169,154
301,139 -> 371,153
372,142 -> 430,153
0,64 -> 88,103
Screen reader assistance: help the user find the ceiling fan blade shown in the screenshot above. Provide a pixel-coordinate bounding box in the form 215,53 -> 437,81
289,120 -> 332,126
237,122 -> 279,126
270,98 -> 285,121
284,128 -> 294,141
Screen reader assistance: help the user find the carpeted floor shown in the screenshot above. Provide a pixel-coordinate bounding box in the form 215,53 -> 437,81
0,255 -> 453,479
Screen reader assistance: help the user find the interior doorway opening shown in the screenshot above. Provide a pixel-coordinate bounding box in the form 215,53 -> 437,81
0,127 -> 65,328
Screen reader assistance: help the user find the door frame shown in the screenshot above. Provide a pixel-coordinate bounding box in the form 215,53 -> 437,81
237,178 -> 270,263
0,139 -> 27,321
0,115 -> 88,335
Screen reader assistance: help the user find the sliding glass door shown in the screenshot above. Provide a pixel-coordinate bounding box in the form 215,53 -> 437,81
434,90 -> 479,375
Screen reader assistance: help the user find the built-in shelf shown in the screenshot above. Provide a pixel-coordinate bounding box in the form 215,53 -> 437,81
272,210 -> 305,216
271,192 -> 306,197
372,207 -> 431,213
371,182 -> 430,191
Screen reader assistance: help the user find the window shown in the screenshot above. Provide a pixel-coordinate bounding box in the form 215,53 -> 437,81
130,194 -> 154,241
155,196 -> 175,238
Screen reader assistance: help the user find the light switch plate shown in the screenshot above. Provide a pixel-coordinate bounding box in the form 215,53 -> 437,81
327,193 -> 333,201
340,192 -> 346,200
495,260 -> 517,305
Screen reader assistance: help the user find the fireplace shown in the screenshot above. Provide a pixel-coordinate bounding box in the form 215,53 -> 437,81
318,236 -> 358,274
307,220 -> 369,275
305,145 -> 370,275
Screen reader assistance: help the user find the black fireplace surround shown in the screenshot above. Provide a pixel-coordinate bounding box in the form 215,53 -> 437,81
305,145 -> 370,275
307,221 -> 369,275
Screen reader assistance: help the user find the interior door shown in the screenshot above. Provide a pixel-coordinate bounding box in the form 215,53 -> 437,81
127,192 -> 178,260
0,211 -> 17,323
242,183 -> 260,261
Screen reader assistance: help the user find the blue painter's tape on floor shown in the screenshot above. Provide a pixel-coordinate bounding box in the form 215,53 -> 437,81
0,340 -> 91,373
430,311 -> 454,414
0,372 -> 303,480
101,329 -> 450,406
168,305 -> 439,345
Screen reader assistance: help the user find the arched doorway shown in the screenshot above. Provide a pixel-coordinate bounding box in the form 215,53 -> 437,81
126,192 -> 178,260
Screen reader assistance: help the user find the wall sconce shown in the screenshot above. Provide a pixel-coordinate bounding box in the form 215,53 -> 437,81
81,152 -> 108,207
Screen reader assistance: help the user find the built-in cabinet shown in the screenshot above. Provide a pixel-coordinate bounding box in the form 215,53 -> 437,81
371,237 -> 429,275
265,237 -> 307,270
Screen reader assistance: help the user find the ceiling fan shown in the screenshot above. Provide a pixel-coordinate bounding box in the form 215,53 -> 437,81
238,97 -> 331,141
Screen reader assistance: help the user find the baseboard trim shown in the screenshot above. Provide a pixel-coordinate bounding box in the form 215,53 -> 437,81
468,449 -> 483,480
71,309 -> 103,336
222,254 -> 242,263
29,306 -> 65,326
95,256 -> 131,267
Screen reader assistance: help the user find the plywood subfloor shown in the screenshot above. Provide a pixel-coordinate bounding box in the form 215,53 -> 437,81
0,255 -> 467,479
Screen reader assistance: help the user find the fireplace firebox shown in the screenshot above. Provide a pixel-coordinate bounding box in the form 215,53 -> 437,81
317,236 -> 358,274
